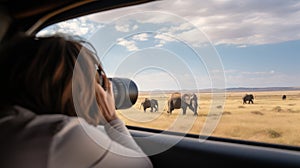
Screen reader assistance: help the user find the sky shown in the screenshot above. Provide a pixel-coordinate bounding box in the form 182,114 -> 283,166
37,0 -> 300,90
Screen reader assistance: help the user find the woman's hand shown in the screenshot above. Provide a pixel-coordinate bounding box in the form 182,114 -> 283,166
95,80 -> 118,123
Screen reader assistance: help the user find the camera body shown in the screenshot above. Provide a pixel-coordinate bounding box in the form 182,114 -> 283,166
109,78 -> 138,109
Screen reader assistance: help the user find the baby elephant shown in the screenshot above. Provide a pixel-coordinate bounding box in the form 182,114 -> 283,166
140,98 -> 158,112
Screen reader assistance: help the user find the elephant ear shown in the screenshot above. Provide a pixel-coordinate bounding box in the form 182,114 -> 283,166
182,94 -> 191,104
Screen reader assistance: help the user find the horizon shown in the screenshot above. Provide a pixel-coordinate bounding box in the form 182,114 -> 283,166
138,86 -> 300,92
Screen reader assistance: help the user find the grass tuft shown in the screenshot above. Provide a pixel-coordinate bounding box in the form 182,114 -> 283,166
222,111 -> 232,115
272,106 -> 282,112
267,129 -> 281,138
251,111 -> 264,115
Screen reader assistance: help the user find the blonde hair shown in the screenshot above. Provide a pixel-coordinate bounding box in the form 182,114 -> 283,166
0,34 -> 108,125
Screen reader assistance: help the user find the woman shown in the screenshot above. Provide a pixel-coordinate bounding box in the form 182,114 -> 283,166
0,33 -> 152,168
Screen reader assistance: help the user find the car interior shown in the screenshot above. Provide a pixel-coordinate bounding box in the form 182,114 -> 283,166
1,0 -> 300,167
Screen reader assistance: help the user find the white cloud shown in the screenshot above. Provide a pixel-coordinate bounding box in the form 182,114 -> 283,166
116,33 -> 149,51
155,33 -> 176,42
174,0 -> 300,45
117,38 -> 138,51
154,33 -> 177,47
155,24 -> 212,47
37,17 -> 102,38
41,0 -> 300,46
88,0 -> 300,46
115,24 -> 138,32
132,33 -> 149,41
167,22 -> 194,34
115,24 -> 130,32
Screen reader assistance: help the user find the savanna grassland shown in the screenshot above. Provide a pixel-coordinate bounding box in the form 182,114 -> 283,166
117,90 -> 300,147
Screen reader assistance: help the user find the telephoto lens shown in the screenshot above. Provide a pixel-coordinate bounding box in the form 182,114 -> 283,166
109,78 -> 138,109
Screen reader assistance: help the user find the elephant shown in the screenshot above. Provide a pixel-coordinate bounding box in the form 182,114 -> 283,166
140,98 -> 158,112
243,94 -> 254,104
189,93 -> 199,116
167,92 -> 198,115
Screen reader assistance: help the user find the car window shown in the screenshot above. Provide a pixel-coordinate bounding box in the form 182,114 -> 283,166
37,0 -> 300,147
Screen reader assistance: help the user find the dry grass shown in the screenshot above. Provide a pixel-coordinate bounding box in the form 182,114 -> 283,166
117,90 -> 300,146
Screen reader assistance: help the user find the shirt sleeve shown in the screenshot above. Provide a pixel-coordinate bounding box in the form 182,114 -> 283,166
48,117 -> 153,168
104,118 -> 144,153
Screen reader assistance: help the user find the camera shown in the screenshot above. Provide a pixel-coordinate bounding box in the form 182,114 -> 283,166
109,77 -> 138,109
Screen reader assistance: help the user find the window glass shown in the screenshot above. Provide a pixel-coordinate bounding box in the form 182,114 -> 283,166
37,0 -> 300,147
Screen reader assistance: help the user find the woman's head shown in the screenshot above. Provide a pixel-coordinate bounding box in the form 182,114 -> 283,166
0,33 -> 108,125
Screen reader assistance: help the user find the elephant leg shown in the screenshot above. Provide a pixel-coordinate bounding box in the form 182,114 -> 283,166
150,106 -> 153,112
143,106 -> 146,112
182,108 -> 186,115
193,104 -> 198,116
169,107 -> 174,114
182,105 -> 187,115
190,100 -> 198,116
170,107 -> 174,114
168,102 -> 173,114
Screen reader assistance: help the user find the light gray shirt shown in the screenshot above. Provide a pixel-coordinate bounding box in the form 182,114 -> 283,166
0,106 -> 152,168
